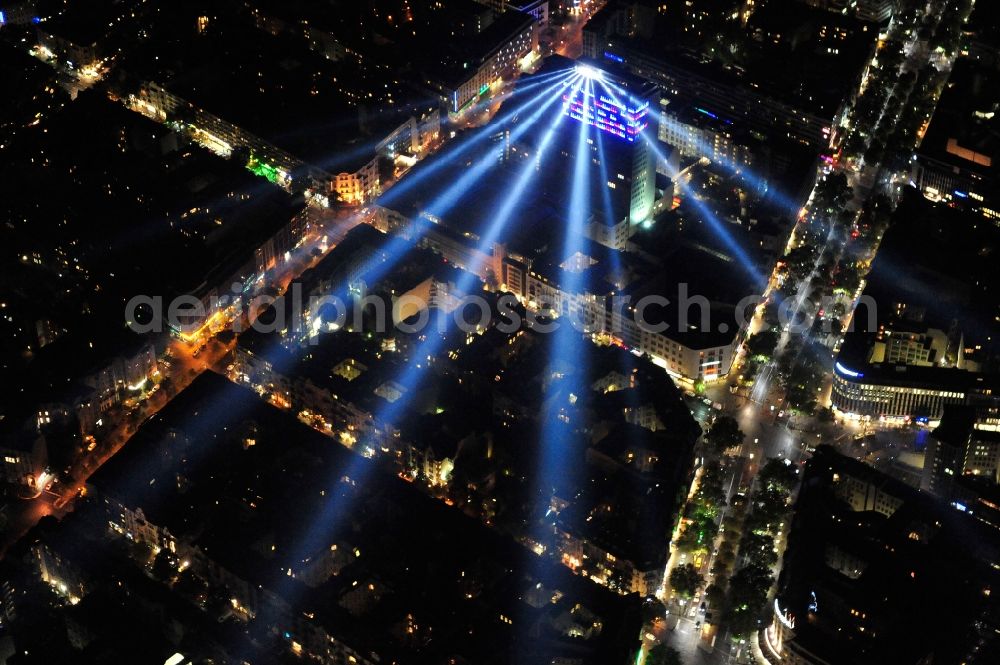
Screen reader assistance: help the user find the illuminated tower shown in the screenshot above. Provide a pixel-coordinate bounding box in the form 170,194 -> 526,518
562,62 -> 656,234
564,65 -> 650,143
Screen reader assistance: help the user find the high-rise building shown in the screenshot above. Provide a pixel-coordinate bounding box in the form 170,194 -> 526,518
923,406 -> 1000,498
559,59 -> 657,235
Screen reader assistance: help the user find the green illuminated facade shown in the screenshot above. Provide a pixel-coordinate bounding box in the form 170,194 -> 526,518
246,154 -> 283,184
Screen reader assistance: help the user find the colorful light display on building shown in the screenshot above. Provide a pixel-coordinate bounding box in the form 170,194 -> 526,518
562,78 -> 649,143
246,154 -> 288,186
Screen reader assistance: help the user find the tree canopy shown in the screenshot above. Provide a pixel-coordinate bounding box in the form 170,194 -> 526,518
706,416 -> 744,453
647,644 -> 683,665
669,563 -> 705,599
745,330 -> 779,359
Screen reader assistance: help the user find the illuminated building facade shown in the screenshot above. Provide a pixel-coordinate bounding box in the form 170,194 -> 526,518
36,26 -> 101,72
0,436 -> 46,488
657,100 -> 756,170
922,406 -> 1000,499
473,0 -> 550,30
563,76 -> 650,144
131,79 -> 438,206
912,60 -> 999,222
427,11 -> 538,115
831,321 -> 997,421
603,42 -> 845,148
83,341 -> 158,411
373,198 -> 744,383
831,360 -> 974,421
499,258 -> 742,382
561,61 -> 657,231
117,13 -> 444,206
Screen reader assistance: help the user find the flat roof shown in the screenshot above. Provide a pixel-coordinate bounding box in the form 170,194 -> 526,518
855,190 -> 999,340
835,330 -> 1000,394
918,58 -> 998,181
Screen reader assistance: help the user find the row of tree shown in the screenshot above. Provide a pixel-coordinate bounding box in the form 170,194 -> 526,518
676,458 -> 729,553
722,459 -> 798,637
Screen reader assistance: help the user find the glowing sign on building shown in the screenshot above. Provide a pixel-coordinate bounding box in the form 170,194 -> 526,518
775,599 -> 796,629
563,80 -> 649,143
835,361 -> 863,378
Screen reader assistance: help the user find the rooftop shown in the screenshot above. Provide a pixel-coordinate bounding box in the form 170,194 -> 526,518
121,12 -> 430,173
919,58 -> 999,182
88,371 -> 643,664
850,190 -> 1000,345
601,0 -> 876,122
777,446 -> 1000,665
0,89 -> 302,415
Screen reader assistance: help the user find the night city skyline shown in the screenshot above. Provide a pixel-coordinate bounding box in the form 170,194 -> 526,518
1,1 -> 999,664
